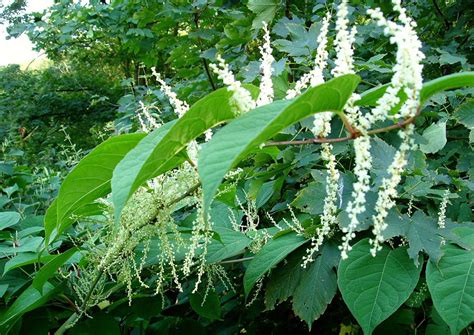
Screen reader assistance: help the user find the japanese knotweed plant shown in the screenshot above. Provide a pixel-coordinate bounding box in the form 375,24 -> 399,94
3,0 -> 473,334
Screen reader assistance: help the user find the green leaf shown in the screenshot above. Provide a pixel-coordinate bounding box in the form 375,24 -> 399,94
206,227 -> 252,263
111,86 -> 258,224
3,253 -> 55,275
189,289 -> 221,320
265,248 -> 305,309
69,313 -> 121,335
292,182 -> 326,215
244,233 -> 307,298
0,212 -> 21,230
32,248 -> 78,293
420,72 -> 474,104
438,51 -> 467,66
454,99 -> 474,129
44,133 -> 145,243
199,74 -> 360,213
248,0 -> 281,30
356,72 -> 474,107
426,227 -> 474,335
338,239 -> 422,335
292,243 -> 340,329
0,282 -> 57,327
419,121 -> 447,154
405,212 -> 444,266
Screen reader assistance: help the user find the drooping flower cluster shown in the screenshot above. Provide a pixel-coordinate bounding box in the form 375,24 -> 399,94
209,55 -> 256,114
331,0 -> 357,78
331,0 -> 374,259
137,101 -> 161,132
286,13 -> 331,100
287,11 -> 343,266
151,67 -> 190,118
437,190 -> 450,229
256,22 -> 275,107
302,143 -> 340,267
369,125 -> 415,255
365,0 -> 424,255
182,201 -> 214,293
367,0 -> 425,123
340,135 -> 373,259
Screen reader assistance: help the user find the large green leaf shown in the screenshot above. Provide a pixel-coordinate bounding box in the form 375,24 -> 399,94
292,242 -> 340,329
0,212 -> 21,230
265,248 -> 305,309
199,74 -> 360,212
44,133 -> 145,243
338,239 -> 422,335
189,289 -> 221,320
206,227 -> 252,263
244,233 -> 307,298
402,211 -> 445,266
0,282 -> 57,328
426,227 -> 474,335
111,86 -> 258,224
3,253 -> 55,275
356,72 -> 474,107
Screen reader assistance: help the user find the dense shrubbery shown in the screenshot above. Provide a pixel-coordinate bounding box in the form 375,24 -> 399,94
0,1 -> 473,334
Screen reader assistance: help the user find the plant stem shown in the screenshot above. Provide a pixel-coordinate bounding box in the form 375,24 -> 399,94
266,110 -> 420,147
193,9 -> 216,91
219,256 -> 254,264
55,271 -> 103,335
432,0 -> 450,29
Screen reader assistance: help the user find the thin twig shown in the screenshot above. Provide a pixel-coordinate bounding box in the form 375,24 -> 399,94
219,256 -> 254,264
432,0 -> 450,29
265,135 -> 353,147
266,108 -> 421,147
193,9 -> 216,91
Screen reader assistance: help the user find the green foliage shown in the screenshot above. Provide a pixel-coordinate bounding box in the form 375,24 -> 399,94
338,239 -> 422,335
0,0 -> 473,334
291,243 -> 339,329
426,227 -> 474,335
248,0 -> 281,30
189,289 -> 221,320
111,85 -> 259,223
0,282 -> 57,330
244,233 -> 307,298
199,74 -> 359,212
0,212 -> 20,230
44,133 -> 145,243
